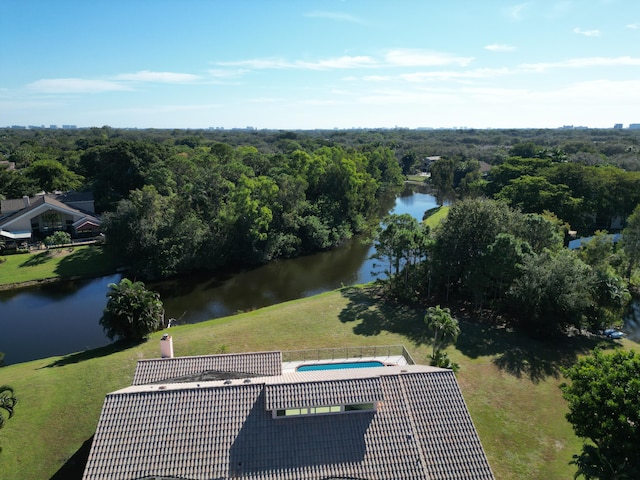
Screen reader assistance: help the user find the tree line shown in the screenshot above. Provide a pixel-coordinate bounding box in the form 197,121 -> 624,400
375,199 -> 639,337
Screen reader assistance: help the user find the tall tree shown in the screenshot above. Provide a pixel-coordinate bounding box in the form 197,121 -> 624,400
561,349 -> 640,479
24,159 -> 84,192
507,249 -> 593,335
432,198 -> 519,299
99,278 -> 165,342
621,204 -> 640,279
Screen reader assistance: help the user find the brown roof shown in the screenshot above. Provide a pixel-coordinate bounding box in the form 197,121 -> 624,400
84,357 -> 495,480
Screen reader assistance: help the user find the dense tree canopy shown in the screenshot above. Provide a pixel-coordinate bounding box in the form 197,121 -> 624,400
621,204 -> 640,279
561,349 -> 640,479
372,196 -> 632,336
1,126 -> 639,321
99,143 -> 402,279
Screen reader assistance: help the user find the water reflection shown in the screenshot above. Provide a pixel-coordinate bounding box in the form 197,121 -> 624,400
0,274 -> 121,365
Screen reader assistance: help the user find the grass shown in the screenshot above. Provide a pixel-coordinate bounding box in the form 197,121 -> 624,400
424,205 -> 450,228
0,245 -> 120,287
0,285 -> 633,479
405,174 -> 428,183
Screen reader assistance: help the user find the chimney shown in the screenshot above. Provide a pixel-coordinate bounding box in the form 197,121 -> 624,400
23,195 -> 30,208
160,334 -> 174,358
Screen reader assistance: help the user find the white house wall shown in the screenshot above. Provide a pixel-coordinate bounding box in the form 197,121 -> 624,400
2,204 -> 87,233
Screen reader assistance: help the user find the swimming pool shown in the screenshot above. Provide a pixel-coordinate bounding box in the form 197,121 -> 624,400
296,360 -> 384,372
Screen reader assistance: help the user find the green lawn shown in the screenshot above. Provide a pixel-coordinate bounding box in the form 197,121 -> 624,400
405,174 -> 428,183
0,285 -> 631,479
424,205 -> 450,228
0,245 -> 120,287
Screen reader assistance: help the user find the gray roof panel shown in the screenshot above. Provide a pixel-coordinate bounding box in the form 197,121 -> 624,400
84,358 -> 495,480
132,351 -> 282,385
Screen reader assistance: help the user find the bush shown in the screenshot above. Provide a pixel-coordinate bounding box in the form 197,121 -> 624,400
44,231 -> 71,247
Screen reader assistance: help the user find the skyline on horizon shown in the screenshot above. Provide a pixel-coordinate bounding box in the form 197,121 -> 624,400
2,0 -> 640,130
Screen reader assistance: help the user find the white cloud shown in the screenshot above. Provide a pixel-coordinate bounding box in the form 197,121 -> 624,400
304,11 -> 366,24
521,56 -> 640,72
26,78 -> 132,94
208,68 -> 248,79
302,56 -> 378,69
383,49 -> 474,67
573,27 -> 601,36
400,68 -> 511,82
217,55 -> 377,70
484,44 -> 517,52
503,3 -> 531,20
217,49 -> 472,72
626,23 -> 639,29
113,71 -> 201,83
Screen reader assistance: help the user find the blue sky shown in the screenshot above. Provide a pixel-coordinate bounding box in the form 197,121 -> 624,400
2,0 -> 639,129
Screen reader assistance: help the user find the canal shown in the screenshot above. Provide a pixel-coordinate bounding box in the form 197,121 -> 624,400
0,189 -> 438,365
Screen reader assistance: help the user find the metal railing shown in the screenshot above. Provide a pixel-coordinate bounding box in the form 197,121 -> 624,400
282,345 -> 415,365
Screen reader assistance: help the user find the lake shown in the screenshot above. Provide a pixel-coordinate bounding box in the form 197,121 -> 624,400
0,188 -> 438,365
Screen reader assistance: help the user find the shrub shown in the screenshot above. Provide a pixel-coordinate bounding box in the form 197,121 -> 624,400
44,231 -> 71,247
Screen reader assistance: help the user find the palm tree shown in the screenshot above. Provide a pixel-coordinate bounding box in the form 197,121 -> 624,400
0,385 -> 17,431
424,305 -> 461,360
99,278 -> 165,342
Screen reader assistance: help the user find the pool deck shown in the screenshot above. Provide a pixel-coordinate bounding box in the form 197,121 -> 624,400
282,355 -> 408,373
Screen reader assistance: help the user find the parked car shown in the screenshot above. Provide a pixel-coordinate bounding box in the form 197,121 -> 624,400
603,328 -> 616,336
609,331 -> 625,339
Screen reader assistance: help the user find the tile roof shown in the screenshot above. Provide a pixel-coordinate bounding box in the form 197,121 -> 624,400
264,377 -> 384,410
84,357 -> 495,480
131,351 -> 283,385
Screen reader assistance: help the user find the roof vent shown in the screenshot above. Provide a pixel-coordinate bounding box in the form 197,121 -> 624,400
224,380 -> 232,385
243,379 -> 251,383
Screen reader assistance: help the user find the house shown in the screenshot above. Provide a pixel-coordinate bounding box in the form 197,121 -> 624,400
0,192 -> 100,243
419,155 -> 441,173
82,346 -> 495,480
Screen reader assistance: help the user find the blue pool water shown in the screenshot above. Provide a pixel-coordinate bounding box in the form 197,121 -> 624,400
297,361 -> 384,372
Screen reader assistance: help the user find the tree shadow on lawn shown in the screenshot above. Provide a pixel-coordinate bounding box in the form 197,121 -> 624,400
340,286 -> 614,383
19,251 -> 52,268
453,312 -> 615,383
339,286 -> 431,346
54,246 -> 119,279
40,340 -> 141,369
49,435 -> 93,480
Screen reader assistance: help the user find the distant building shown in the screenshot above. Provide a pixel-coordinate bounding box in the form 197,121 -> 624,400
61,124 -> 77,129
629,124 -> 640,130
614,123 -> 623,129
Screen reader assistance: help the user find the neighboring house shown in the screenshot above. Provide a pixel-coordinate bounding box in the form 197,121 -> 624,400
419,155 -> 441,173
568,233 -> 622,250
83,347 -> 495,480
0,192 -> 100,243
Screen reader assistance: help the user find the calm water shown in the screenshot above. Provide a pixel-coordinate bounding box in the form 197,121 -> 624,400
0,189 -> 438,365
